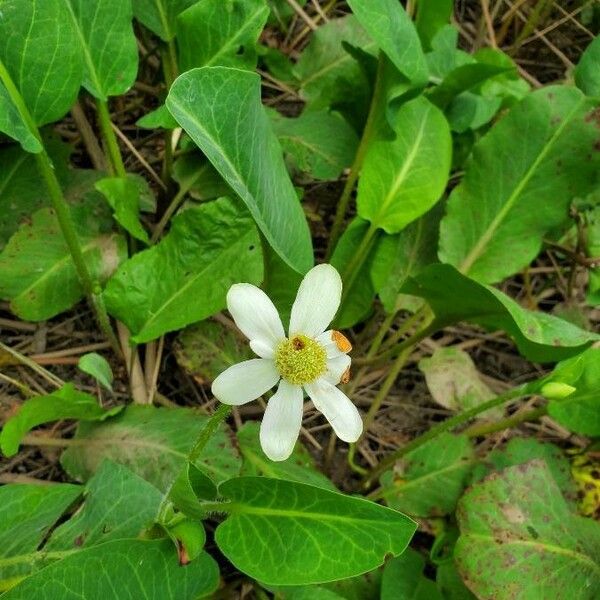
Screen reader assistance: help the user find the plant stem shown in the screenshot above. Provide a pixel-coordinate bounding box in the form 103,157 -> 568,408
96,99 -> 127,177
464,406 -> 547,437
362,383 -> 532,487
188,403 -> 232,464
325,53 -> 386,259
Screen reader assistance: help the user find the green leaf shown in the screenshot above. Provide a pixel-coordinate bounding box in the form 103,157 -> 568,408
455,460 -> 600,600
0,483 -> 81,588
425,25 -> 473,81
137,104 -> 179,129
95,175 -> 150,244
293,15 -> 376,113
165,519 -> 206,563
357,96 -> 451,234
60,405 -> 241,490
0,138 -> 71,248
370,206 -> 441,313
172,152 -> 232,201
439,86 -> 600,284
0,195 -> 126,321
104,198 -> 263,343
177,0 -> 269,71
2,539 -> 220,599
381,548 -> 442,600
270,109 -> 359,180
403,264 -> 599,362
0,383 -> 120,457
544,348 -> 600,436
175,320 -> 253,384
132,0 -> 196,41
166,462 -> 218,520
0,84 -> 41,152
415,0 -> 454,50
46,460 -> 163,551
419,347 -> 500,416
237,422 -> 336,490
77,352 -> 114,391
330,218 -> 376,328
215,477 -> 417,585
380,433 -> 475,517
436,561 -> 477,600
267,0 -> 306,31
65,0 -> 138,100
575,36 -> 600,97
166,67 -> 313,274
0,0 -> 83,130
346,0 -> 427,86
476,438 -> 578,505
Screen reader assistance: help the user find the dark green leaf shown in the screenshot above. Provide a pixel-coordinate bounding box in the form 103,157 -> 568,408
171,152 -> 231,201
175,320 -> 253,384
167,67 -> 313,274
575,36 -> 600,97
65,0 -> 138,99
0,484 -> 81,589
46,460 -> 163,550
177,0 -> 269,71
455,461 -> 600,600
0,195 -> 126,321
60,405 -> 241,490
381,548 -> 442,600
415,0 -> 454,50
403,264 -> 599,362
436,561 -> 476,600
439,87 -> 600,284
0,383 -> 121,457
104,198 -> 263,343
3,539 -> 220,599
237,422 -> 336,490
270,109 -> 359,180
132,0 -> 196,41
380,433 -> 475,517
216,477 -> 417,585
346,0 -> 427,86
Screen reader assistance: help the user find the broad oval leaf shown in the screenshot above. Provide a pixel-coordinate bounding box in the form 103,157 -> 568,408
60,405 -> 241,490
0,0 -> 83,127
177,0 -> 269,71
64,0 -> 138,100
215,477 -> 417,585
166,67 -> 313,274
357,95 -> 451,233
104,197 -> 263,343
346,0 -> 427,86
132,0 -> 196,41
0,198 -> 126,321
380,433 -> 475,517
455,460 -> 600,600
575,36 -> 600,97
2,539 -> 219,600
0,483 -> 81,587
439,86 -> 600,283
77,352 -> 114,391
403,264 -> 599,362
0,383 -> 120,457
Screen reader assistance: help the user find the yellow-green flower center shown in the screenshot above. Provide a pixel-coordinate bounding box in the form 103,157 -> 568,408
275,334 -> 327,385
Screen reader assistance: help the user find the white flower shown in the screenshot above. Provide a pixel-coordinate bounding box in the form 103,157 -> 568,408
211,264 -> 363,461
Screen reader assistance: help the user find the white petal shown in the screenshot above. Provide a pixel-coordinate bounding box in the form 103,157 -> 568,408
250,339 -> 275,359
305,379 -> 362,442
259,380 -> 304,461
316,330 -> 345,359
289,264 -> 342,337
227,284 -> 285,353
211,359 -> 279,405
323,354 -> 351,385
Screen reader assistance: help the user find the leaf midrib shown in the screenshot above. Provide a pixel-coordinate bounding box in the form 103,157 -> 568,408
458,98 -> 585,275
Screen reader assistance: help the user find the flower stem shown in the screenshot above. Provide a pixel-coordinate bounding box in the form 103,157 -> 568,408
96,99 -> 127,177
361,383 -> 532,488
188,403 -> 233,464
325,53 -> 386,259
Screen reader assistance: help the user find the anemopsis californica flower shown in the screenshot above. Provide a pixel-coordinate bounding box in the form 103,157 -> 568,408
211,264 -> 363,461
